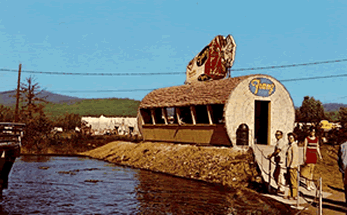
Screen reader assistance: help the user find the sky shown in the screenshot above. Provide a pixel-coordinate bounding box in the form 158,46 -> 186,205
1,0 -> 347,107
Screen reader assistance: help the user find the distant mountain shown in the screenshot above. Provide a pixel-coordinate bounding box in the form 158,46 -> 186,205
0,90 -> 83,106
2,89 -> 346,113
323,103 -> 347,112
0,90 -> 141,117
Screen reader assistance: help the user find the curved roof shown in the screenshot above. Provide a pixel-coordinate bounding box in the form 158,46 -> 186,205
140,75 -> 254,108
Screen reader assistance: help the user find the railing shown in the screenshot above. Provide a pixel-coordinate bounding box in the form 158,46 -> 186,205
252,143 -> 323,214
0,122 -> 25,149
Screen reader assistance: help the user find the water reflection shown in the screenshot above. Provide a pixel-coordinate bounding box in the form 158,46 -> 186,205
135,170 -> 233,214
2,156 -> 141,214
19,155 -> 51,163
134,171 -> 295,214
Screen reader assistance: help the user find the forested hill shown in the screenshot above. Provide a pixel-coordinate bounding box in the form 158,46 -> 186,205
323,103 -> 347,112
0,90 -> 141,117
0,90 -> 83,105
2,90 -> 346,115
293,103 -> 346,112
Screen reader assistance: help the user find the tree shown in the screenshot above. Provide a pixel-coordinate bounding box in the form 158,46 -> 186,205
325,111 -> 339,122
295,108 -> 302,122
0,105 -> 14,122
18,76 -> 53,151
20,76 -> 48,120
339,107 -> 347,129
24,112 -> 53,151
59,113 -> 81,131
299,96 -> 325,127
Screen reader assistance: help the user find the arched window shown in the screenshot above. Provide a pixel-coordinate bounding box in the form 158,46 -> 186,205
236,124 -> 249,145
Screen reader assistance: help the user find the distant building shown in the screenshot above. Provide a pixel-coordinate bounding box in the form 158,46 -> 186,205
81,115 -> 139,136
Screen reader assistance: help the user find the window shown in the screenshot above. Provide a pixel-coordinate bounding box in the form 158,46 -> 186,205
211,104 -> 224,124
154,108 -> 166,124
140,109 -> 152,124
166,107 -> 177,124
177,106 -> 193,124
195,105 -> 209,124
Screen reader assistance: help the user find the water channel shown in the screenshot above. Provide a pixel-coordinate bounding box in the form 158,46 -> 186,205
0,156 -> 293,214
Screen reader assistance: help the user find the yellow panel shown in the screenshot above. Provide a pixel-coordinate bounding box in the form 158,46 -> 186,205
142,124 -> 231,146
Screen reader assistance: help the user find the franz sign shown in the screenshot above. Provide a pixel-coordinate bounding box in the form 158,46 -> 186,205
249,78 -> 276,97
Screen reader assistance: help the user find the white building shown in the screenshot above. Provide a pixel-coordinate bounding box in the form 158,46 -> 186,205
81,115 -> 139,136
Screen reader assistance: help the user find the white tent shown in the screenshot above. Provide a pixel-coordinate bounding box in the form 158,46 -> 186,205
81,115 -> 139,135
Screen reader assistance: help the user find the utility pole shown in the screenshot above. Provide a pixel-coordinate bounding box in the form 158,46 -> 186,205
14,64 -> 21,122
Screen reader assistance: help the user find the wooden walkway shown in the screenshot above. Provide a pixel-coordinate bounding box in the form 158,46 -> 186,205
251,144 -> 332,208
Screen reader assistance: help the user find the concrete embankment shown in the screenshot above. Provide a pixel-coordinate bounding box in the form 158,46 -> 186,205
79,141 -> 261,189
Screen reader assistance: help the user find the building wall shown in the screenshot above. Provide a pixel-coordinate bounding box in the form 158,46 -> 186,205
224,75 -> 295,147
141,124 -> 231,146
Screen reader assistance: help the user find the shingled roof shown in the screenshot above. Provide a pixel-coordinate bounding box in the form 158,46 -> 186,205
140,75 -> 254,108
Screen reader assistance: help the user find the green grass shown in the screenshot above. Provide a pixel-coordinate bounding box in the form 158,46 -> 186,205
43,98 -> 140,118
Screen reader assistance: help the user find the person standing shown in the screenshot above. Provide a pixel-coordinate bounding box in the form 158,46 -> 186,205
338,140 -> 347,204
285,132 -> 299,200
303,127 -> 323,191
267,130 -> 287,194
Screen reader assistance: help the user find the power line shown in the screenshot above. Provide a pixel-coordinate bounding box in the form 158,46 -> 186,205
52,89 -> 156,93
231,58 -> 347,71
280,73 -> 347,82
1,58 -> 347,76
51,73 -> 347,93
0,68 -> 183,76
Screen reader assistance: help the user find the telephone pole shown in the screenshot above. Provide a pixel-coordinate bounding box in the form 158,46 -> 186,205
14,64 -> 21,122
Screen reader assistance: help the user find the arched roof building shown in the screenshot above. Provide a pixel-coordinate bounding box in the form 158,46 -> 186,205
139,74 -> 295,149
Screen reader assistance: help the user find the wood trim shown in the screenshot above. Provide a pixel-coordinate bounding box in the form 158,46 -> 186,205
176,107 -> 182,125
142,124 -> 217,128
150,109 -> 156,125
267,101 -> 271,145
139,111 -> 145,125
162,108 -> 168,125
190,106 -> 196,125
207,105 -> 213,125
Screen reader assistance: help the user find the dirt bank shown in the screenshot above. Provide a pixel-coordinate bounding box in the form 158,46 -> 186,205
80,141 -> 299,214
80,141 -> 261,189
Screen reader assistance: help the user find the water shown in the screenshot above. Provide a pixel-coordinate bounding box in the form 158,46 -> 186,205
0,156 -> 292,214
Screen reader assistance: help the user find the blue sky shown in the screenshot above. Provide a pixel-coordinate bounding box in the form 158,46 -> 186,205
1,0 -> 347,107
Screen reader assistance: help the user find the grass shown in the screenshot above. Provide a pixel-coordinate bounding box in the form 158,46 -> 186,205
314,143 -> 344,192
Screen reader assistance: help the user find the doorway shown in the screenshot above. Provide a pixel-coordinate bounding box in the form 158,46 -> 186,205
254,101 -> 270,145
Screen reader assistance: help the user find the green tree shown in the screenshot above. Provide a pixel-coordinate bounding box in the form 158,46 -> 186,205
325,111 -> 339,122
19,76 -> 53,151
295,108 -> 302,122
339,107 -> 347,129
0,105 -> 14,122
299,96 -> 325,126
60,112 -> 81,131
20,76 -> 48,120
24,112 -> 54,151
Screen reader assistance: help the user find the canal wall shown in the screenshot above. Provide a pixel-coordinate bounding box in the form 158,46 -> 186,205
80,141 -> 262,189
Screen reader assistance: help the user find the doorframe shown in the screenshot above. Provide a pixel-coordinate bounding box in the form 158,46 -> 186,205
254,100 -> 271,145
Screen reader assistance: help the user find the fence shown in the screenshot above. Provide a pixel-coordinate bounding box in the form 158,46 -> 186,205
252,143 -> 323,214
